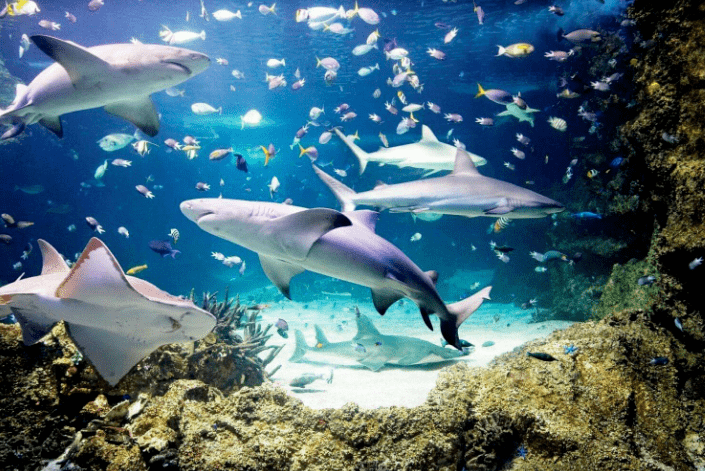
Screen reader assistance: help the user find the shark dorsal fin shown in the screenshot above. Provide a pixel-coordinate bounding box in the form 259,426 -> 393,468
420,125 -> 439,142
354,314 -> 381,339
424,270 -> 439,286
345,210 -> 378,232
266,208 -> 352,261
55,237 -> 143,304
38,239 -> 70,275
314,325 -> 329,346
452,148 -> 480,176
30,35 -> 111,86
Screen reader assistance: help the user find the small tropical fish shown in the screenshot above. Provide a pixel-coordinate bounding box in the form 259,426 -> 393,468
548,117 -> 567,131
38,20 -> 61,31
212,9 -> 242,21
476,117 -> 494,126
149,240 -> 180,259
379,132 -> 389,148
132,140 -> 157,157
298,144 -> 318,161
268,176 -> 280,198
649,357 -> 668,366
510,148 -> 525,160
261,143 -> 277,166
504,162 -> 515,171
275,318 -> 289,338
118,226 -> 130,238
65,11 -> 77,22
496,43 -> 534,58
444,113 -> 463,123
316,56 -> 340,71
586,169 -> 599,179
373,88 -> 381,98
14,184 -> 44,195
85,216 -> 105,234
410,232 -> 422,242
427,48 -> 446,60
231,70 -> 245,79
209,148 -> 233,161
191,103 -> 222,115
241,109 -> 263,129
135,185 -> 154,199
126,264 -> 148,275
535,266 -> 547,273
195,182 -> 211,191
572,212 -> 601,219
215,58 -> 229,66
267,58 -> 286,68
357,63 -> 380,77
444,27 -> 458,44
169,228 -> 180,244
545,50 -> 573,62
638,275 -> 656,286
235,154 -> 248,173
689,257 -> 703,270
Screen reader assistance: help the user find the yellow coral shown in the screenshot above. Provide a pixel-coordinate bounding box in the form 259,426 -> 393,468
647,81 -> 661,95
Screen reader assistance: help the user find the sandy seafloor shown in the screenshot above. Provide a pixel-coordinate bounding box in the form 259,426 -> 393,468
245,289 -> 574,410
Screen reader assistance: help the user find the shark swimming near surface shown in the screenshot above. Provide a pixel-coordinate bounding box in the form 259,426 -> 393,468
334,125 -> 486,175
290,306 -> 491,371
0,35 -> 210,140
0,238 -> 216,386
180,198 -> 492,348
313,147 -> 565,219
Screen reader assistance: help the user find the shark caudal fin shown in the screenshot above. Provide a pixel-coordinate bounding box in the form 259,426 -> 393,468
290,329 -> 310,362
333,128 -> 371,174
443,286 -> 492,349
311,164 -> 358,212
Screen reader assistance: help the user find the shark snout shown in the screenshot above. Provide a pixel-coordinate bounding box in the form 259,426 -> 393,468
180,200 -> 215,223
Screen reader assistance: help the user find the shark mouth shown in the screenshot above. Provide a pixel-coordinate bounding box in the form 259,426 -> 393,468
162,60 -> 192,75
196,211 -> 215,223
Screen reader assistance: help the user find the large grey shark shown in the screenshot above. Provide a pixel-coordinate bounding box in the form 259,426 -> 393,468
313,147 -> 565,219
0,35 -> 210,139
0,238 -> 216,385
334,125 -> 486,175
290,307 -> 491,371
180,198 -> 492,347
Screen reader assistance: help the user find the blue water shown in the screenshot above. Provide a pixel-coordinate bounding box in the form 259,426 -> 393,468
0,0 -> 631,308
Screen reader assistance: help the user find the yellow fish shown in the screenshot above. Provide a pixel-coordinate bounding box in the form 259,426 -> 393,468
260,144 -> 276,166
126,264 -> 148,275
587,169 -> 599,179
496,43 -> 535,58
181,145 -> 201,152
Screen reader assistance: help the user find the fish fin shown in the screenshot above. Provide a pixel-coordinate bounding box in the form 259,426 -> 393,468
484,206 -> 513,215
289,330 -> 309,362
38,239 -> 70,275
452,148 -> 480,176
358,357 -> 386,371
420,307 -> 434,330
440,318 -> 460,350
258,254 -> 305,299
104,97 -> 159,137
447,286 -> 492,327
55,238 -> 144,305
353,314 -> 381,340
333,128 -> 370,174
496,110 -> 511,117
66,322 -> 156,386
312,165 -> 358,212
30,35 -> 111,85
422,169 -> 442,177
9,295 -> 57,345
264,208 -> 352,261
39,116 -> 63,138
370,287 -> 404,315
373,180 -> 387,189
314,325 -> 329,346
397,351 -> 428,366
345,210 -> 378,232
475,83 -> 485,98
424,270 -> 439,286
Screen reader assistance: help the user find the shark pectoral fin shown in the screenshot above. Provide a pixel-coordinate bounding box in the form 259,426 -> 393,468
266,208 -> 352,261
38,239 -> 70,275
371,287 -> 404,315
39,116 -> 63,138
496,110 -> 511,117
397,351 -> 427,366
345,210 -> 378,232
289,330 -> 309,362
358,357 -> 386,371
104,97 -> 160,137
258,255 -> 304,299
314,325 -> 330,346
353,314 -> 382,340
66,323 -> 153,386
422,170 -> 442,177
420,125 -> 439,142
420,307 -> 434,330
30,35 -> 111,85
56,238 -> 145,306
484,206 -> 513,215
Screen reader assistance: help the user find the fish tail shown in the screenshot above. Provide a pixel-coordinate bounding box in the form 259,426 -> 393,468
281,58 -> 285,67
445,286 -> 492,347
475,83 -> 485,98
170,250 -> 181,259
218,107 -> 222,115
496,45 -> 505,57
315,56 -> 321,68
200,30 -> 206,40
289,330 -> 309,362
333,128 -> 370,174
298,143 -> 306,158
270,2 -> 276,14
312,165 -> 357,212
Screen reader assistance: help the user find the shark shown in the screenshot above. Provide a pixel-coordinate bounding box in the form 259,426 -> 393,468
0,35 -> 210,140
180,198 -> 492,347
334,125 -> 487,175
290,307 -> 491,371
0,238 -> 216,386
497,103 -> 540,127
312,147 -> 565,219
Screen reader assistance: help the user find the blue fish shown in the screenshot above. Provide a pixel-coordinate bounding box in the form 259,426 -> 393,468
610,157 -> 624,168
572,212 -> 602,219
148,240 -> 180,259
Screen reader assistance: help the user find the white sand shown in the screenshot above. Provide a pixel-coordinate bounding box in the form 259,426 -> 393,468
253,296 -> 573,410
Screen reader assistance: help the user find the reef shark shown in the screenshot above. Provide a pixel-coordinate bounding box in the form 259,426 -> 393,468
290,306 -> 491,371
334,125 -> 486,175
0,238 -> 216,386
313,148 -> 565,219
0,35 -> 210,139
497,103 -> 540,127
180,198 -> 492,347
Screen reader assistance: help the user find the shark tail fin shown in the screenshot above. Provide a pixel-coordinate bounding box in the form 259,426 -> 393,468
312,165 -> 357,212
333,128 -> 370,174
289,330 -> 309,362
447,285 -> 492,329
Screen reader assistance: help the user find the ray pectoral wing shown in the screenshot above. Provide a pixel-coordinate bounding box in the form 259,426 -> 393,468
259,255 -> 305,299
8,295 -> 58,345
104,97 -> 160,137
